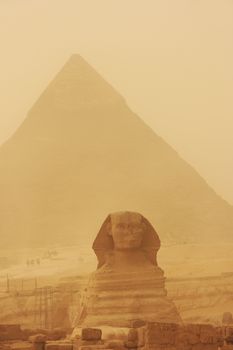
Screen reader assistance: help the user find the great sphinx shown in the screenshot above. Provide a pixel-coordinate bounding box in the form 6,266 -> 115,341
79,211 -> 181,327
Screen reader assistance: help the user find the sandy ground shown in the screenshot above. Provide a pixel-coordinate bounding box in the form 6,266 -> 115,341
1,243 -> 233,291
0,242 -> 233,325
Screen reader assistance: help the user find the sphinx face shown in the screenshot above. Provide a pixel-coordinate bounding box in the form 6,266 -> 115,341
110,212 -> 143,249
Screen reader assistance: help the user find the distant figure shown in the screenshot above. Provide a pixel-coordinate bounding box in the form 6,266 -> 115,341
36,258 -> 40,265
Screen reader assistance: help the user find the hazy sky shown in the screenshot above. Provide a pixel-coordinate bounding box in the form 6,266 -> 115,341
0,0 -> 233,203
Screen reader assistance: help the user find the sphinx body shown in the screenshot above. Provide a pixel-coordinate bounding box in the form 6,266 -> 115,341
80,212 -> 181,327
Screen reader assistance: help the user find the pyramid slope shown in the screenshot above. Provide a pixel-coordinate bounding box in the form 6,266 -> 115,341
0,55 -> 232,248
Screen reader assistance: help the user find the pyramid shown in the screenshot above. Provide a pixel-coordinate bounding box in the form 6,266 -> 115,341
0,55 -> 232,247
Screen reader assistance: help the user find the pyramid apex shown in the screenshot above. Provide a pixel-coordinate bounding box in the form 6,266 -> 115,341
67,54 -> 89,65
30,55 -> 124,112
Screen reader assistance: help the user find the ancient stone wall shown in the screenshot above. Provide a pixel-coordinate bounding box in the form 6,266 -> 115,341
136,323 -> 224,350
1,324 -> 233,350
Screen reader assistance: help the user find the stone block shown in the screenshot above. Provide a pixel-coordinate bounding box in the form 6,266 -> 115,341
185,324 -> 202,336
45,344 -> 73,350
147,347 -> 176,350
105,339 -> 125,350
58,345 -> 73,350
45,345 -> 60,350
124,340 -> 138,349
79,347 -> 99,350
137,327 -> 146,347
128,329 -> 138,342
199,325 -> 217,344
81,328 -> 102,341
188,345 -> 203,350
175,345 -> 191,350
0,325 -> 21,333
32,343 -> 45,350
80,341 -> 103,346
0,324 -> 23,341
146,322 -> 179,345
193,345 -> 218,350
79,346 -> 107,350
0,345 -> 11,350
175,330 -> 199,347
10,343 -> 33,350
226,335 -> 233,345
47,329 -> 67,341
29,334 -> 47,343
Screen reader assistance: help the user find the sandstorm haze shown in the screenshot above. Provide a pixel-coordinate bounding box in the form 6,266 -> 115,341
0,0 -> 233,204
1,1 -> 233,334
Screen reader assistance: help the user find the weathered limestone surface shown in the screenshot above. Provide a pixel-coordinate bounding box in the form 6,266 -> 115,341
45,343 -> 73,350
0,324 -> 228,350
0,324 -> 68,344
81,328 -> 102,341
0,325 -> 24,341
136,322 -> 223,350
78,212 -> 181,327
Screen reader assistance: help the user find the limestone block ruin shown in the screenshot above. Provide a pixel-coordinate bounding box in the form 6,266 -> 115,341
134,322 -> 223,350
77,211 -> 181,327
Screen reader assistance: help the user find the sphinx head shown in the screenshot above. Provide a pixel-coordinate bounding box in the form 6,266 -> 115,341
110,212 -> 143,250
93,211 -> 161,268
